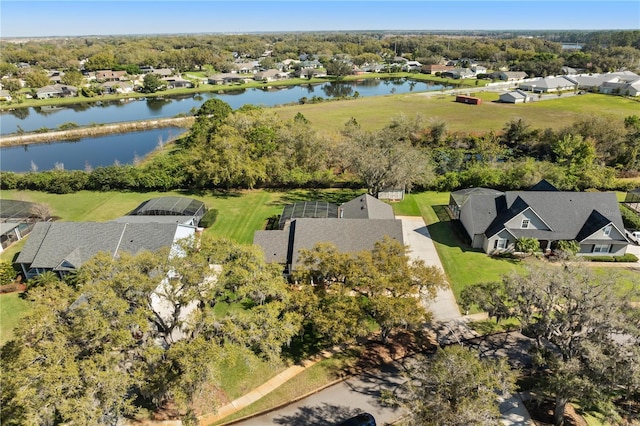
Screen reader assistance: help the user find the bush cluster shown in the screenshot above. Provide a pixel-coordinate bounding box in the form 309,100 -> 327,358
583,253 -> 639,262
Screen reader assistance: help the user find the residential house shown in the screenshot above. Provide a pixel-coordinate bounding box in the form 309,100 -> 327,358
207,73 -> 248,85
441,68 -> 475,79
151,68 -> 173,78
254,69 -> 289,82
35,84 -> 78,99
95,70 -> 127,81
100,80 -> 134,94
0,90 -> 12,101
421,64 -> 455,75
499,89 -> 532,103
234,62 -> 259,74
471,65 -> 488,75
491,71 -> 528,81
402,61 -> 422,72
452,182 -> 629,256
519,76 -> 577,93
253,194 -> 403,274
163,77 -> 193,89
15,221 -> 196,279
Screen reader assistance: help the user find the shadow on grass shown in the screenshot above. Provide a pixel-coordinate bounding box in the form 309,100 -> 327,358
265,188 -> 365,208
178,188 -> 244,199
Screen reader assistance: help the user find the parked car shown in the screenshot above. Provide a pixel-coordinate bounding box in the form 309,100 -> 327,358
337,412 -> 376,426
628,230 -> 640,244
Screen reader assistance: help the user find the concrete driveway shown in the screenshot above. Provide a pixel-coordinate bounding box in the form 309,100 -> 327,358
397,216 -> 461,321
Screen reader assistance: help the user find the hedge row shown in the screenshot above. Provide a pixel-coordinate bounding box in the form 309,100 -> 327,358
583,253 -> 639,262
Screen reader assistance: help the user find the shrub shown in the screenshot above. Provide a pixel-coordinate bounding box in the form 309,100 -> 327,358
0,261 -> 17,286
199,209 -> 218,228
583,254 -> 638,262
620,204 -> 640,230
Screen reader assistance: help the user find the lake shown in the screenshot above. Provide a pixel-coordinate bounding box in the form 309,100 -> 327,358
0,78 -> 451,135
0,128 -> 185,173
0,78 -> 452,172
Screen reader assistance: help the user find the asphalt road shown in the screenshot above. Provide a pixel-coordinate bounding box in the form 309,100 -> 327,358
233,361 -> 407,426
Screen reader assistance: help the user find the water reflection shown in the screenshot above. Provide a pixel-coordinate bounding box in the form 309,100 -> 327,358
322,82 -> 353,98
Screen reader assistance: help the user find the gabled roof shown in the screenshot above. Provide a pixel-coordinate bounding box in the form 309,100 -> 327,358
529,179 -> 558,191
461,193 -> 507,237
502,191 -> 625,241
340,194 -> 395,219
485,196 -> 531,238
16,222 -> 186,270
575,210 -> 618,242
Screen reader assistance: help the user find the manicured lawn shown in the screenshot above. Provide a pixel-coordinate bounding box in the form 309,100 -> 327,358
394,192 -> 525,300
0,292 -> 30,346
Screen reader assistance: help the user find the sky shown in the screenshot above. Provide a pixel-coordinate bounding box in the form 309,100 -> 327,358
1,1 -> 639,38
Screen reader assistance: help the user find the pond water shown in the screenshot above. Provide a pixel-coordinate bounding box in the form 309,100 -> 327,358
0,128 -> 185,173
0,78 -> 452,173
0,78 -> 451,135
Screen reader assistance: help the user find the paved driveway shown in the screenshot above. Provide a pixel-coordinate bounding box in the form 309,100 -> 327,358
397,216 -> 461,321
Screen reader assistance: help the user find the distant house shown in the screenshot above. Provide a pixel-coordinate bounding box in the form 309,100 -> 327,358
15,221 -> 196,279
234,62 -> 259,74
253,194 -> 403,273
491,71 -> 528,81
519,76 -> 577,93
100,80 -> 134,94
163,77 -> 193,89
35,84 -> 78,99
95,70 -> 127,81
499,89 -> 532,103
208,73 -> 248,85
254,69 -> 289,82
151,68 -> 173,78
452,182 -> 629,256
402,61 -> 422,72
442,68 -> 475,79
421,64 -> 455,75
0,90 -> 12,101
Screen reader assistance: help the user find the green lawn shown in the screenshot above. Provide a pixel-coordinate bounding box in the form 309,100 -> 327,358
393,192 -> 525,300
274,92 -> 639,134
0,292 -> 30,346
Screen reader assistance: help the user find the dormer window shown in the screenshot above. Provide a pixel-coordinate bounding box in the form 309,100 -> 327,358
603,225 -> 612,236
521,219 -> 530,229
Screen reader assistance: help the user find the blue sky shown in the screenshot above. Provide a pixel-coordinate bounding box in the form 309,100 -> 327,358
2,1 -> 639,38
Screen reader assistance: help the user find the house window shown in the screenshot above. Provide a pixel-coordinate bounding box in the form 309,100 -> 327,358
521,219 -> 530,229
593,244 -> 610,253
603,225 -> 612,237
494,238 -> 508,250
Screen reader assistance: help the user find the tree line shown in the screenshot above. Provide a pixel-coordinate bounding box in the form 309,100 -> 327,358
1,30 -> 638,91
1,98 -> 639,195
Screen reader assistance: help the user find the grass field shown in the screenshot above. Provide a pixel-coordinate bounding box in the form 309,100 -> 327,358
0,292 -> 30,346
274,92 -> 640,134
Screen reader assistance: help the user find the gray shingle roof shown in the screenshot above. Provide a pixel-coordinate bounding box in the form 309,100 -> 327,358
450,187 -> 504,209
339,194 -> 395,219
478,191 -> 626,242
16,222 -> 182,270
253,228 -> 290,264
290,218 -> 403,269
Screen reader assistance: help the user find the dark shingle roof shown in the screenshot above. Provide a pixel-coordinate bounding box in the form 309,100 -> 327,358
529,179 -> 559,191
16,222 -> 183,270
477,191 -> 625,242
462,194 -> 507,237
339,194 -> 394,219
253,229 -> 291,264
290,218 -> 403,269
